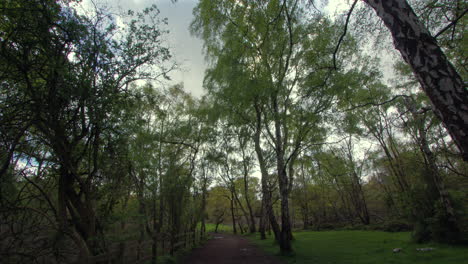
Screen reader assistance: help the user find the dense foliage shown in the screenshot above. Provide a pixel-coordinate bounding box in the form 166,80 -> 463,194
0,0 -> 466,262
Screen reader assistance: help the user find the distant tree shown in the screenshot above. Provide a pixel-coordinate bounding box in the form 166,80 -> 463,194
191,0 -> 365,253
206,185 -> 231,233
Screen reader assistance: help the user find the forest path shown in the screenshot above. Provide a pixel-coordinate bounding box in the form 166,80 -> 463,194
183,233 -> 283,264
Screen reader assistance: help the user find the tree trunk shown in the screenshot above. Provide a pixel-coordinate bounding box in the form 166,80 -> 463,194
299,162 -> 310,230
239,135 -> 257,233
265,182 -> 280,242
136,177 -> 147,261
243,166 -> 257,234
200,176 -> 207,239
151,190 -> 158,264
137,200 -> 145,260
272,95 -> 293,254
259,200 -> 267,239
405,98 -> 460,243
253,101 -> 280,241
363,0 -> 468,161
278,169 -> 293,253
58,172 -> 91,261
238,219 -> 245,234
230,193 -> 237,234
59,168 -> 104,257
230,182 -> 251,231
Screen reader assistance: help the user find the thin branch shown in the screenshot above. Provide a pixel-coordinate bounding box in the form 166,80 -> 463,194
268,0 -> 286,26
434,8 -> 468,38
344,94 -> 410,112
333,0 -> 358,70
21,172 -> 58,219
158,139 -> 197,151
0,121 -> 32,178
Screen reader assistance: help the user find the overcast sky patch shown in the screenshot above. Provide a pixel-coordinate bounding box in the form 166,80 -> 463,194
76,0 -> 375,98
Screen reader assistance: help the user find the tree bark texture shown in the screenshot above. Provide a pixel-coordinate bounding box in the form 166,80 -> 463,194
254,101 -> 280,241
230,192 -> 237,234
200,173 -> 208,239
259,201 -> 267,239
272,95 -> 293,254
363,0 -> 468,161
241,148 -> 257,233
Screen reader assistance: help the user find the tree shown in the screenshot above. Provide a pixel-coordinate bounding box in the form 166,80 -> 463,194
397,95 -> 460,243
234,126 -> 258,233
318,140 -> 371,226
363,0 -> 468,161
192,0 -> 379,253
206,185 -> 231,232
290,154 -> 319,229
0,0 -> 173,260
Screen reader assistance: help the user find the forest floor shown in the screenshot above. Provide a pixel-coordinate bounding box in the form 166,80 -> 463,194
183,233 -> 283,264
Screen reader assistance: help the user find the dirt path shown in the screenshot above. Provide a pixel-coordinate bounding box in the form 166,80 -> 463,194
184,233 -> 283,264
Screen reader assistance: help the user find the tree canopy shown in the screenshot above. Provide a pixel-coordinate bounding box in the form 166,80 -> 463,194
0,0 -> 466,262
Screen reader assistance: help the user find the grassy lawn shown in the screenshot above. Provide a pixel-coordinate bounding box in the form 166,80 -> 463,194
247,230 -> 468,264
203,223 -> 234,233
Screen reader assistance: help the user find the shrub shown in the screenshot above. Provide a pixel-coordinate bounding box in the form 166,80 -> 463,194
382,220 -> 412,232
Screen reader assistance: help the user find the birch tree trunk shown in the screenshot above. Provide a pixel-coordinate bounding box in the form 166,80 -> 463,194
272,95 -> 293,254
230,192 -> 238,234
363,0 -> 468,161
239,140 -> 257,233
254,101 -> 280,241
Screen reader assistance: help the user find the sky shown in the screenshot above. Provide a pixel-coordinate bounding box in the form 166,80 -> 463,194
116,0 -> 206,97
78,0 -> 358,98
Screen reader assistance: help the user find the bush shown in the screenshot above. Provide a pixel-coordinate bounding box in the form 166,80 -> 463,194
382,220 -> 412,232
340,224 -> 373,231
317,223 -> 338,230
158,255 -> 177,264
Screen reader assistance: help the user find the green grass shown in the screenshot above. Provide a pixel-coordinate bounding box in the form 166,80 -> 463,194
247,230 -> 468,264
204,223 -> 234,233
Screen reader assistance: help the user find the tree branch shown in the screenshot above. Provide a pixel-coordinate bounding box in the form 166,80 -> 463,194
434,8 -> 468,38
344,94 -> 410,111
333,0 -> 358,70
158,139 -> 197,151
